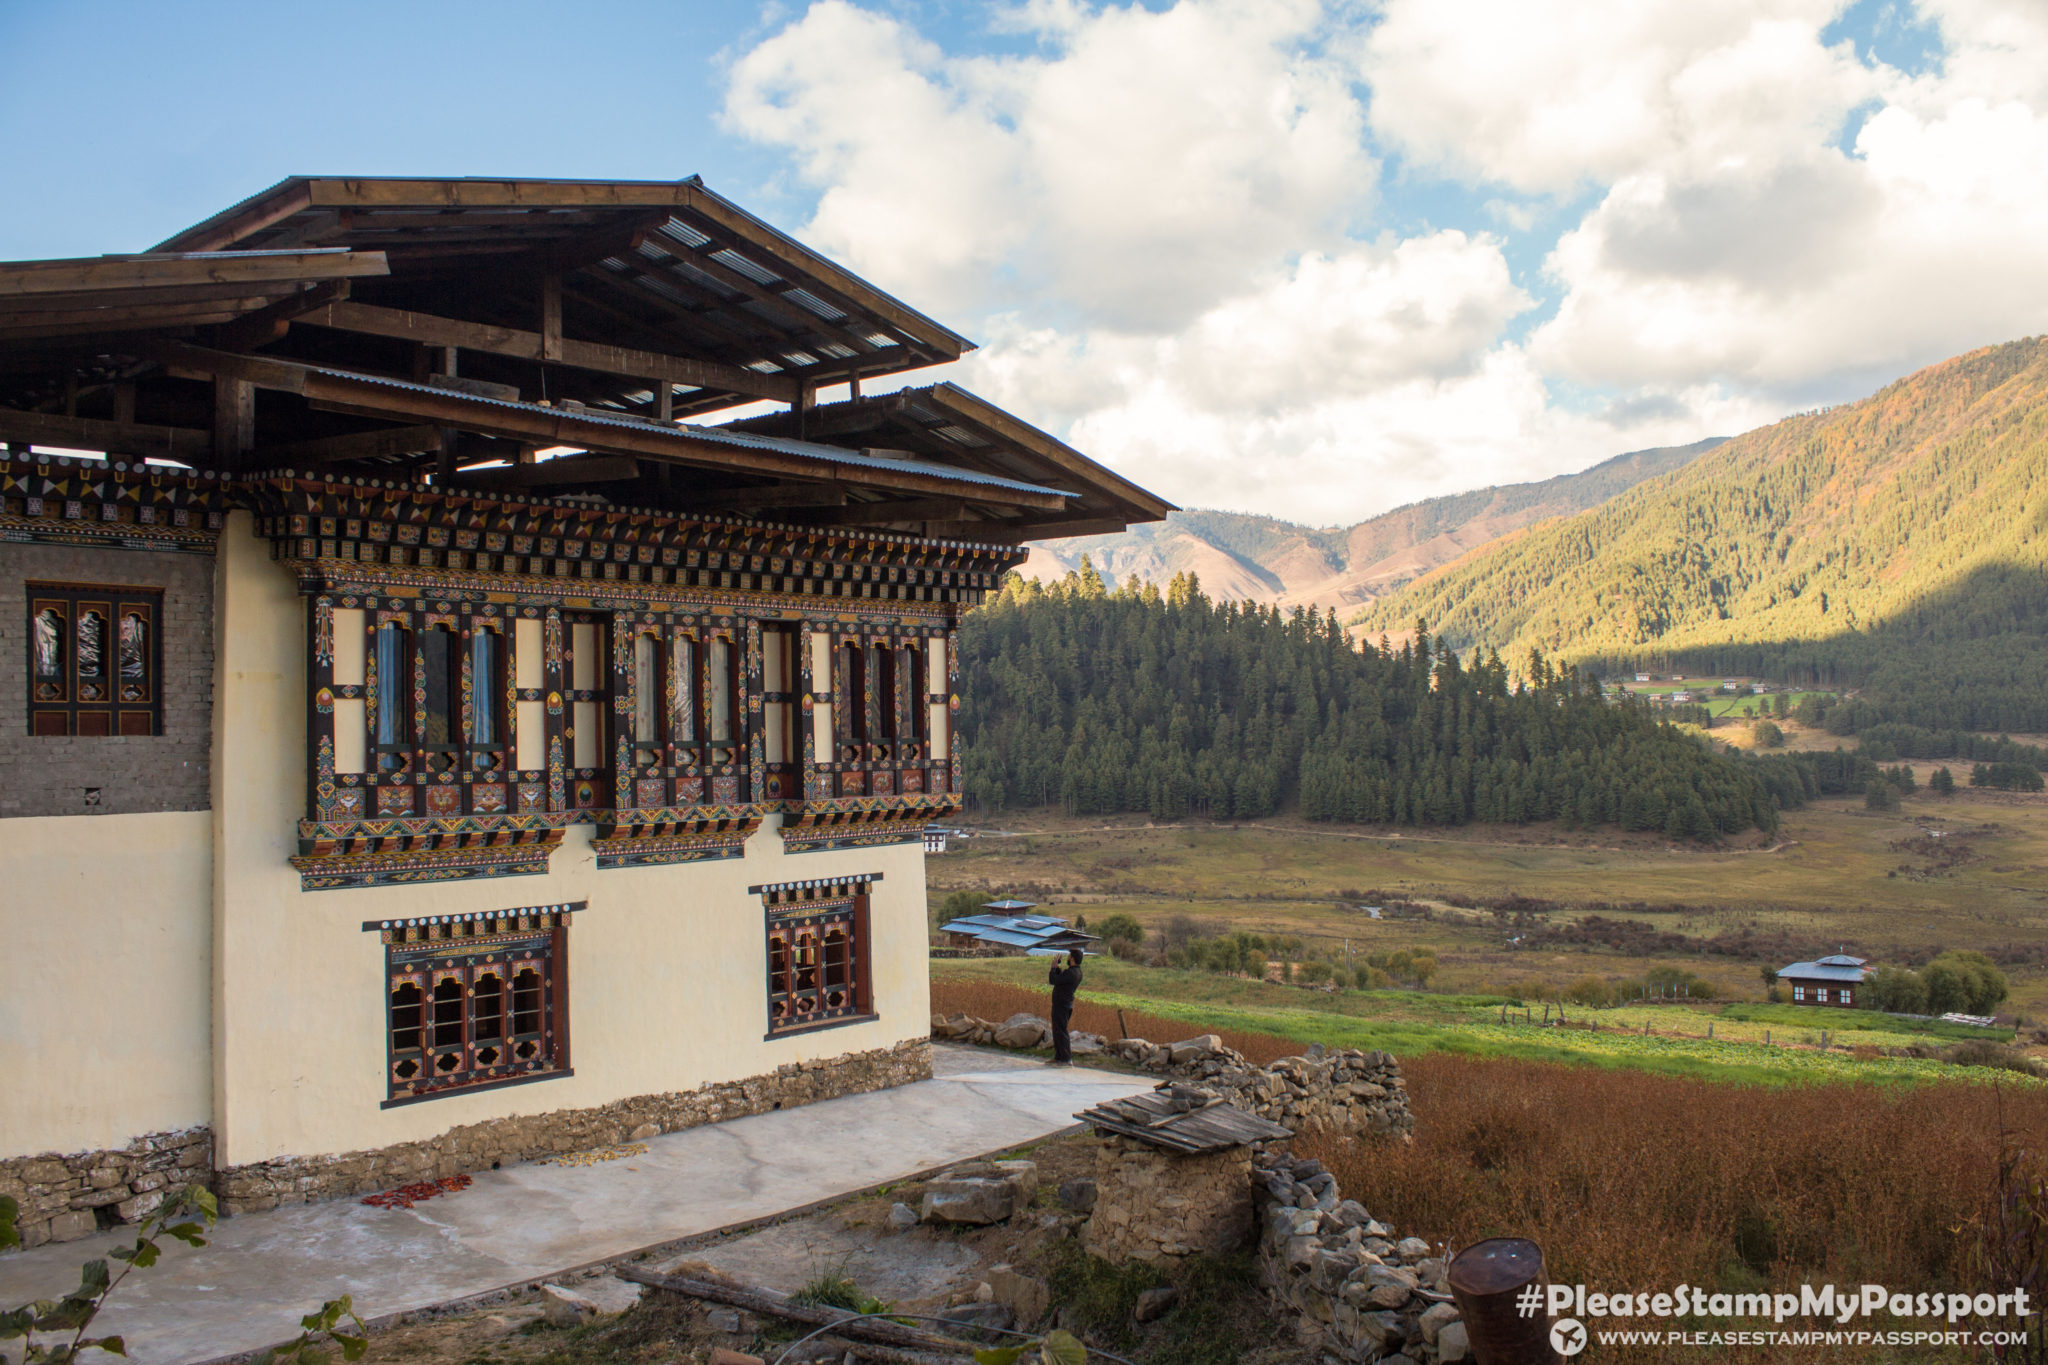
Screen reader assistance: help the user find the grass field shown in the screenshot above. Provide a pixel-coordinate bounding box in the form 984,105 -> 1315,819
930,785 -> 2048,1021
932,959 -> 2033,1088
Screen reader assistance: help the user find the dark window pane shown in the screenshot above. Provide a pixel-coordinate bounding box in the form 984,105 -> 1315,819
375,623 -> 407,746
469,629 -> 500,746
421,626 -> 455,746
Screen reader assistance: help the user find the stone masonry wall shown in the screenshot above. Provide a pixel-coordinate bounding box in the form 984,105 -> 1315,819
0,1128 -> 213,1249
931,1012 -> 1416,1141
1255,1150 -> 1471,1364
215,1039 -> 932,1214
1082,1138 -> 1254,1265
0,541 -> 216,817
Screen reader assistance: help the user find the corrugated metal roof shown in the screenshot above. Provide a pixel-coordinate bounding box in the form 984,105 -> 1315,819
306,368 -> 1073,501
1780,960 -> 1868,982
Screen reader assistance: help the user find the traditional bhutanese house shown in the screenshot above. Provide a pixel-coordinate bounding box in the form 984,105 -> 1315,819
938,910 -> 1099,956
1779,954 -> 1869,1007
0,175 -> 1170,1242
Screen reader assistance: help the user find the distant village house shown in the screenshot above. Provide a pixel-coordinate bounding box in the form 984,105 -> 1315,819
940,899 -> 1100,956
1779,954 -> 1869,1006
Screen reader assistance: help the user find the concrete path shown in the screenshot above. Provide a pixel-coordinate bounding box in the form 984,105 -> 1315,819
0,1046 -> 1149,1365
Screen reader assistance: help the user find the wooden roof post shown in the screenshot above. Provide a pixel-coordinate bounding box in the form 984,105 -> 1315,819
213,375 -> 254,470
540,274 -> 563,363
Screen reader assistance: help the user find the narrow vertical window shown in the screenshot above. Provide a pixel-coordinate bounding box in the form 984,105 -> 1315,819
420,625 -> 456,755
75,611 -> 106,700
389,981 -> 424,1084
675,637 -> 698,744
32,608 -> 64,699
510,966 -> 545,1061
119,613 -> 149,701
430,976 -> 467,1075
875,645 -> 898,743
375,622 -> 408,750
709,636 -> 735,748
903,645 -> 926,743
470,970 -> 505,1067
838,642 -> 866,746
633,633 -> 660,765
469,629 -> 501,747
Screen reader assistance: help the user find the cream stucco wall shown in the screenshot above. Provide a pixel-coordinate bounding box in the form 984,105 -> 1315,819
0,811 -> 213,1156
209,514 -> 933,1169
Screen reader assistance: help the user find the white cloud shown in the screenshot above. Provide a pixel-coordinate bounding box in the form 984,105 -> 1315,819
725,0 -> 1374,329
723,0 -> 2048,527
1359,1 -> 1877,194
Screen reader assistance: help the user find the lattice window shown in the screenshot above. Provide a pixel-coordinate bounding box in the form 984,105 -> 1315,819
385,927 -> 566,1103
762,882 -> 873,1036
347,600 -> 525,820
26,583 -> 162,736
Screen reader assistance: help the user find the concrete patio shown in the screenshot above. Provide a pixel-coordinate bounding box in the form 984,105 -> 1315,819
0,1045 -> 1151,1365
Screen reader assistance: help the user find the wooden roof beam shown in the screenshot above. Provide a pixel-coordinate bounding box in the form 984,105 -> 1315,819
260,423 -> 443,465
0,407 -> 211,461
0,249 -> 388,297
295,299 -> 801,404
144,342 -> 1065,508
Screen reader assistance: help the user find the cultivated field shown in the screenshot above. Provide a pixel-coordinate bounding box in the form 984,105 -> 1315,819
929,784 -> 2048,1017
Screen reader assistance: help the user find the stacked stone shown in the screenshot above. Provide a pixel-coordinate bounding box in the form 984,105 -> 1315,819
932,1013 -> 1414,1141
1253,1153 -> 1467,1364
216,1039 -> 930,1214
1082,1137 -> 1255,1264
0,1128 -> 212,1247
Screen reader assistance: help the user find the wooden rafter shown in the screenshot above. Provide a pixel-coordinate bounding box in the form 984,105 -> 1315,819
294,299 -> 800,404
0,408 -> 211,461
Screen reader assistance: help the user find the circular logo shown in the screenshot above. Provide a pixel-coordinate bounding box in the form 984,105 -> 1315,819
1550,1317 -> 1588,1356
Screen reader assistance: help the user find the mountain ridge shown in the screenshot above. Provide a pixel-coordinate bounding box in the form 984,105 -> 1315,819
1021,438 -> 1728,615
1354,335 -> 2048,732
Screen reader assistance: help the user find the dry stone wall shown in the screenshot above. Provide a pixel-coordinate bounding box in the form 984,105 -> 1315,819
0,1128 -> 212,1249
1082,1138 -> 1254,1264
930,1012 -> 1415,1140
1255,1150 -> 1469,1364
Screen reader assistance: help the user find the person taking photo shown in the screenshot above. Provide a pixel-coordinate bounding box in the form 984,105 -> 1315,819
1047,948 -> 1083,1065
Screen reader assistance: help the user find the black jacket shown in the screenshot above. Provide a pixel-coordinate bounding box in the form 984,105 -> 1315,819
1048,960 -> 1083,1012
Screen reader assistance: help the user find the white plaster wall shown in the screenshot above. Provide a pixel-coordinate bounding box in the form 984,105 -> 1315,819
0,811 -> 213,1157
209,514 -> 934,1168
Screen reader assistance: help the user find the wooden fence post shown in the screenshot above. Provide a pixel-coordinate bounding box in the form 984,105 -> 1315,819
1448,1238 -> 1563,1365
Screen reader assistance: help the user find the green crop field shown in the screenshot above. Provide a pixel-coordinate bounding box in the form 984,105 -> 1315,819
932,955 -> 2040,1088
929,785 -> 2048,1040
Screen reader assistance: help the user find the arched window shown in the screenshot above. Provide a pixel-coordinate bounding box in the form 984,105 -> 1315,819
32,608 -> 63,699
119,613 -> 149,702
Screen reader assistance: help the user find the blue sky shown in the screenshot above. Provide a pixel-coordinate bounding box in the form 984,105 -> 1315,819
5,0 -> 2044,524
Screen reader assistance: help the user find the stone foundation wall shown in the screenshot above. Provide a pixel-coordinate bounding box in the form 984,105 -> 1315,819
1082,1139 -> 1254,1264
931,1012 -> 1416,1141
216,1039 -> 932,1214
1255,1150 -> 1470,1364
0,1128 -> 213,1248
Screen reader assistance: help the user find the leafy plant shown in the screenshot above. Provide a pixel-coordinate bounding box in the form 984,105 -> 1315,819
974,1327 -> 1088,1365
0,1190 -> 367,1363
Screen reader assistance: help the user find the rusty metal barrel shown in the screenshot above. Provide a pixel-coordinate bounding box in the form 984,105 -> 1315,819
1447,1237 -> 1562,1364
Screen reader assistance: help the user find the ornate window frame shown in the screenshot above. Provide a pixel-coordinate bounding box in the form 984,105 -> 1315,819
25,582 -> 163,736
367,902 -> 578,1107
755,874 -> 880,1038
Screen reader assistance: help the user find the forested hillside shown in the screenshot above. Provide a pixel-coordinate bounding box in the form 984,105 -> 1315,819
956,569 -> 1785,838
1355,337 -> 2048,731
1021,438 -> 1723,614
